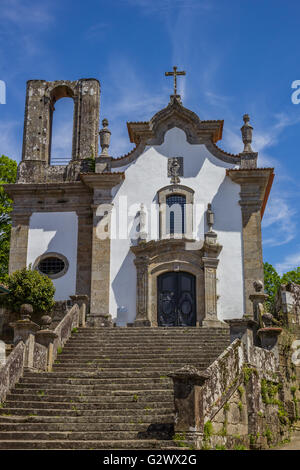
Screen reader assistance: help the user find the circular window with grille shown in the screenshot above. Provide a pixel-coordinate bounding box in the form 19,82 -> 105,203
33,253 -> 69,279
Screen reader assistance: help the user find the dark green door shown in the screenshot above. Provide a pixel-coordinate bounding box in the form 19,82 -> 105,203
157,272 -> 196,327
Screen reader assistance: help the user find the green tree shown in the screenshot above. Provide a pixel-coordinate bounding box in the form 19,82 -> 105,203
281,267 -> 300,285
2,266 -> 55,315
0,155 -> 17,281
264,262 -> 281,311
264,262 -> 300,312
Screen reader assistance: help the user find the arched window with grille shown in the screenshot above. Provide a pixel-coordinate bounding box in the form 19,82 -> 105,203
158,185 -> 194,239
166,194 -> 186,235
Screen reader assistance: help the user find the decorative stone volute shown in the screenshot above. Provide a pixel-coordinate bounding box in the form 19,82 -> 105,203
99,118 -> 111,156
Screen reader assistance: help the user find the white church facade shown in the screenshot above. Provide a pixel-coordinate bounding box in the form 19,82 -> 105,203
5,74 -> 274,328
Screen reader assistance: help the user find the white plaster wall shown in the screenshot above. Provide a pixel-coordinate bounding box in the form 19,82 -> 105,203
110,127 -> 244,323
27,212 -> 78,301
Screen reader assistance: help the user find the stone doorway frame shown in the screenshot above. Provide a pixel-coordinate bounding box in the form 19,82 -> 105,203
130,236 -> 223,327
152,264 -> 201,327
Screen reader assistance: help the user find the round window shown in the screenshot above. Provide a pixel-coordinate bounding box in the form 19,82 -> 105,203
34,253 -> 69,279
38,257 -> 65,276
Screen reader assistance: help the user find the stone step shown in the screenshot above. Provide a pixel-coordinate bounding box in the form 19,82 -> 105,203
14,378 -> 173,395
0,429 -> 174,440
0,439 -> 181,450
0,407 -> 173,417
0,422 -> 173,432
6,391 -> 173,402
0,325 -> 229,450
0,414 -> 174,424
21,369 -> 198,379
54,355 -> 219,363
51,360 -> 209,369
2,400 -> 174,410
79,328 -> 228,333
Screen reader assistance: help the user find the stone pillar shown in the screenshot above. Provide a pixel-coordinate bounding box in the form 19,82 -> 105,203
35,315 -> 58,372
70,295 -> 89,327
9,305 -> 39,345
169,365 -> 210,445
225,318 -> 258,362
133,256 -> 151,327
75,210 -> 93,297
72,79 -> 100,161
202,232 -> 224,328
89,193 -> 113,327
21,80 -> 51,163
257,327 -> 282,361
227,169 -> 273,317
9,213 -> 31,274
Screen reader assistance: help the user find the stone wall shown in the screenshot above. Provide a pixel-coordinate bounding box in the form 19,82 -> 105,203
172,331 -> 298,450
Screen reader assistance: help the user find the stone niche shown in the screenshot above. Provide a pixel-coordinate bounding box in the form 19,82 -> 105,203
130,236 -> 223,327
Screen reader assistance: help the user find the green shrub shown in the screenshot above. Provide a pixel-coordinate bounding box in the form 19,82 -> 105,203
2,266 -> 55,315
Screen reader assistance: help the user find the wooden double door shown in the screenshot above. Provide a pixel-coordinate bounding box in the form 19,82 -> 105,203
157,272 -> 196,327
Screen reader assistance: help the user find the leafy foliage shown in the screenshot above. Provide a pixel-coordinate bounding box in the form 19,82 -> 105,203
0,155 -> 17,282
264,262 -> 281,312
2,266 -> 55,315
264,262 -> 300,312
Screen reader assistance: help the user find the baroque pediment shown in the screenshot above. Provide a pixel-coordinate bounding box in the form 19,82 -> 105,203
112,95 -> 242,167
127,95 -> 223,146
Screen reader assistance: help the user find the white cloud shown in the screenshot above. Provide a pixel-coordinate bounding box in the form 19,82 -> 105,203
0,0 -> 53,27
262,196 -> 297,247
100,57 -> 167,157
275,251 -> 300,275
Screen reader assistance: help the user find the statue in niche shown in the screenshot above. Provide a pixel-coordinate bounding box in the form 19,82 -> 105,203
138,203 -> 147,242
168,157 -> 183,184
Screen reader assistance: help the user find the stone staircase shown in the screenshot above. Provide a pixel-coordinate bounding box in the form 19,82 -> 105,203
0,327 -> 230,449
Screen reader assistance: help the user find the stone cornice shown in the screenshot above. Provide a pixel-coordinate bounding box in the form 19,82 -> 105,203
226,168 -> 274,218
80,172 -> 125,189
131,238 -> 202,258
4,182 -> 90,199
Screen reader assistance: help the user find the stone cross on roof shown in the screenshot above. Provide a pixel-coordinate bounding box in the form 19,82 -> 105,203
165,66 -> 186,95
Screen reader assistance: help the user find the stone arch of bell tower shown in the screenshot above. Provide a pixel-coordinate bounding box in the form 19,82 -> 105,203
19,78 -> 100,182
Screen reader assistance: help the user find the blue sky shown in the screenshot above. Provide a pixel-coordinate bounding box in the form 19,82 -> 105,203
0,0 -> 299,274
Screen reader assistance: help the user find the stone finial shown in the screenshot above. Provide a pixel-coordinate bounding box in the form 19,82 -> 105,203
40,315 -> 52,330
206,203 -> 214,232
99,118 -> 111,156
241,114 -> 254,153
20,304 -> 33,320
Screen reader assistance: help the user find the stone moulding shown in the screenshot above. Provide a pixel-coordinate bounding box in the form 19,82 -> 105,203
111,95 -> 242,168
130,237 -> 222,327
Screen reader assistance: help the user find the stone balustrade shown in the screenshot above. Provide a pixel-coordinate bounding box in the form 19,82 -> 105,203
0,301 -> 87,404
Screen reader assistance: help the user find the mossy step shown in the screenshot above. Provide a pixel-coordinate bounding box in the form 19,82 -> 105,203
13,386 -> 172,395
0,430 -> 174,440
6,391 -> 173,402
1,400 -> 174,410
0,422 -> 174,432
0,407 -> 173,417
0,439 -> 179,450
0,414 -> 175,424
